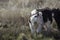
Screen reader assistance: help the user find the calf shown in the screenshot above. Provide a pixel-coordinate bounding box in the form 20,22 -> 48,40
29,8 -> 53,34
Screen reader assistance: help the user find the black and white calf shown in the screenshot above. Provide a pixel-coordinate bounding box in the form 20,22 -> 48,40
29,8 -> 53,34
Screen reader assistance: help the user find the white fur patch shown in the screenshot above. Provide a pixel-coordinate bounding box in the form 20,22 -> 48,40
31,9 -> 37,15
29,10 -> 44,34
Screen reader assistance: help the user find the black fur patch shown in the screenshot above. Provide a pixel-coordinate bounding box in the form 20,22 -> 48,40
52,8 -> 60,31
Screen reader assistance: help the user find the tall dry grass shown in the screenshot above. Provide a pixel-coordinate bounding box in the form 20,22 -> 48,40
0,0 -> 60,40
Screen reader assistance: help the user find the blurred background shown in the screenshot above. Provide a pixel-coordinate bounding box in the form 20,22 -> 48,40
0,0 -> 60,40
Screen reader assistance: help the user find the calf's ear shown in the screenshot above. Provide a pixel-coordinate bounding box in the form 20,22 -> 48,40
39,12 -> 42,16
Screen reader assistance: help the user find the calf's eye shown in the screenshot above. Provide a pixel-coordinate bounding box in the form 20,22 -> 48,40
35,16 -> 38,17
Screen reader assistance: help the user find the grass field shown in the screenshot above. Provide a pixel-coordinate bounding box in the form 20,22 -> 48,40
0,0 -> 59,40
